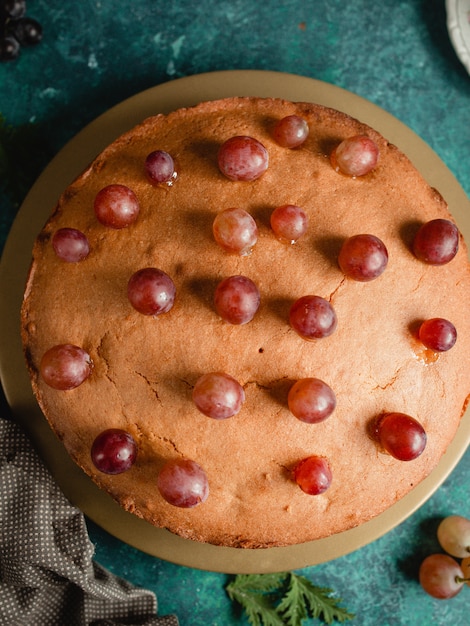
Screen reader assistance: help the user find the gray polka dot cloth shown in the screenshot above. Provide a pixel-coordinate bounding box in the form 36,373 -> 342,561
0,415 -> 179,626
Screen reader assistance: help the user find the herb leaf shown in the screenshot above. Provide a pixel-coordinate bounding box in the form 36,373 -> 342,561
226,572 -> 354,625
227,574 -> 286,626
278,573 -> 354,625
227,573 -> 288,595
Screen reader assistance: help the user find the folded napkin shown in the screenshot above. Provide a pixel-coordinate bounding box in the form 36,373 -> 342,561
0,412 -> 179,626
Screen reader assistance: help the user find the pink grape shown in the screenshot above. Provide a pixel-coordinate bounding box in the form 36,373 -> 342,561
192,372 -> 245,420
40,344 -> 92,390
419,318 -> 457,352
91,429 -> 137,474
270,204 -> 308,243
157,458 -> 209,508
214,275 -> 260,325
437,515 -> 470,558
419,554 -> 465,599
288,378 -> 336,423
338,234 -> 388,281
293,456 -> 332,495
412,218 -> 459,265
52,228 -> 90,262
289,295 -> 337,341
213,207 -> 258,255
374,412 -> 426,461
217,136 -> 269,181
330,135 -> 379,177
272,115 -> 309,148
127,268 -> 176,316
145,150 -> 176,185
94,184 -> 140,229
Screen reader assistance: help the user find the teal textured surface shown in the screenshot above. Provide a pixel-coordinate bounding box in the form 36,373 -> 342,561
1,1 -> 469,624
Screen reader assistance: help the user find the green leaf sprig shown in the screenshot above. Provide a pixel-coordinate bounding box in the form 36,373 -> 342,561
226,572 -> 354,626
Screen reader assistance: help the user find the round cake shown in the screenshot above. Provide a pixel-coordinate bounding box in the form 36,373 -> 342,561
21,97 -> 470,548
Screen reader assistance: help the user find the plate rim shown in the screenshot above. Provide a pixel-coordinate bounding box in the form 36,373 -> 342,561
1,69 -> 470,573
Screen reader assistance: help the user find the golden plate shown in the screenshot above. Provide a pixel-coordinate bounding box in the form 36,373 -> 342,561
1,70 -> 469,574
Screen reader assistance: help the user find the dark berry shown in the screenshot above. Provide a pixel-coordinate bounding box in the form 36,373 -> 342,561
3,0 -> 27,19
8,17 -> 43,45
0,35 -> 20,61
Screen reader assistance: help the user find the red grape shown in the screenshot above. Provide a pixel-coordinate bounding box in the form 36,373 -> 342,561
213,207 -> 258,256
94,184 -> 140,229
52,228 -> 90,262
418,318 -> 457,352
214,275 -> 260,325
157,458 -> 209,508
412,218 -> 459,265
127,268 -> 176,316
437,515 -> 470,558
91,429 -> 137,474
192,372 -> 245,419
374,412 -> 427,461
270,204 -> 308,243
145,150 -> 176,185
419,554 -> 465,599
338,234 -> 388,281
272,115 -> 309,148
330,135 -> 379,177
289,295 -> 337,341
217,136 -> 269,181
288,378 -> 336,423
293,456 -> 332,495
40,344 -> 92,390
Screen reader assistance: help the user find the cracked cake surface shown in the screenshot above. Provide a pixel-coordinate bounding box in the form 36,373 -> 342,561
21,97 -> 470,547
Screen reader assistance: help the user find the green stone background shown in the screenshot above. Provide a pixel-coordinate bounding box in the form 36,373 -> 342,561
1,1 -> 469,624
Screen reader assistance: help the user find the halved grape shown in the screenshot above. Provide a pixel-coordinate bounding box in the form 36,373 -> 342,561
217,136 -> 269,181
412,219 -> 459,265
331,135 -> 379,177
289,295 -> 337,341
127,267 -> 176,316
461,556 -> 470,585
293,456 -> 332,495
419,554 -> 466,599
214,275 -> 260,325
40,344 -> 92,390
338,234 -> 388,281
145,150 -> 176,185
374,412 -> 427,461
52,228 -> 90,262
213,207 -> 258,255
91,429 -> 137,474
437,515 -> 470,558
157,458 -> 209,508
272,115 -> 309,148
192,372 -> 245,419
418,318 -> 457,352
94,184 -> 140,229
270,204 -> 308,244
288,378 -> 336,423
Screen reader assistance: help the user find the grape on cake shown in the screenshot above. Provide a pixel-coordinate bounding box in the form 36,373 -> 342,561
21,97 -> 470,548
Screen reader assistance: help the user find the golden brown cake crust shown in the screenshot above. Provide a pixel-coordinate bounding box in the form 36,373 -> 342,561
21,97 -> 470,547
